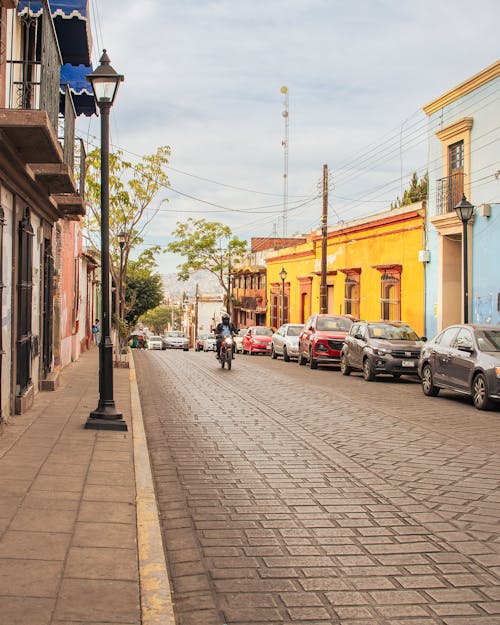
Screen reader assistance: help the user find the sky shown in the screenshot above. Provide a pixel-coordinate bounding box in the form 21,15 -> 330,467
80,0 -> 500,276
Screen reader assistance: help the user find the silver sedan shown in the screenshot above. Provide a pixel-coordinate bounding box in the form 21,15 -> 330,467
271,324 -> 304,362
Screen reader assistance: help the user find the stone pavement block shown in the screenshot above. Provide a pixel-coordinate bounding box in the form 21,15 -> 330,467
10,507 -> 77,532
0,596 -> 54,625
78,500 -> 135,524
64,546 -> 139,580
72,521 -> 136,549
0,530 -> 71,560
0,558 -> 61,597
53,579 -> 140,623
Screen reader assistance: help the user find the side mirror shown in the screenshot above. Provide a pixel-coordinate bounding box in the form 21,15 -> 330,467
457,344 -> 474,353
421,336 -> 427,342
354,333 -> 364,340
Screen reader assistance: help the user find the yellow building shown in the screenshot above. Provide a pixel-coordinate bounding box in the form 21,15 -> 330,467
266,202 -> 427,336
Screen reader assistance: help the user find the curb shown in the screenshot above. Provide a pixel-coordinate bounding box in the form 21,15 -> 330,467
129,352 -> 176,625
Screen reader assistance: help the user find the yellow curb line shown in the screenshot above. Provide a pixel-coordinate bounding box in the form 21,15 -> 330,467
129,352 -> 176,625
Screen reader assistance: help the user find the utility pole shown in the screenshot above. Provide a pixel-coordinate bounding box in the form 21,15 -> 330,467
281,86 -> 289,237
320,164 -> 328,314
194,283 -> 199,345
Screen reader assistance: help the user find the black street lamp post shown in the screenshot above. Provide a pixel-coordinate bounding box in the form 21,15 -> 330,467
85,50 -> 127,431
454,194 -> 474,324
279,266 -> 287,327
118,231 -> 126,322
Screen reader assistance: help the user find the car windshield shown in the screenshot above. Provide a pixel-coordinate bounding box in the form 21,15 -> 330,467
150,336 -> 162,341
475,329 -> 500,352
253,328 -> 273,336
317,317 -> 352,331
368,323 -> 419,341
166,332 -> 186,337
287,326 -> 303,336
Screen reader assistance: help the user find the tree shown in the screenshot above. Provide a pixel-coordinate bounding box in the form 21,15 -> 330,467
139,305 -> 172,334
391,171 -> 428,209
167,218 -> 248,310
125,257 -> 164,328
84,144 -> 171,315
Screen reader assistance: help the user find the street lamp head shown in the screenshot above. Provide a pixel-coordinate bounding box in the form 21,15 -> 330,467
87,49 -> 124,108
455,194 -> 474,223
279,267 -> 287,282
118,231 -> 126,248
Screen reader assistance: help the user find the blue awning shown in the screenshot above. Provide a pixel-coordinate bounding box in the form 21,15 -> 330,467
18,1 -> 91,66
60,64 -> 96,117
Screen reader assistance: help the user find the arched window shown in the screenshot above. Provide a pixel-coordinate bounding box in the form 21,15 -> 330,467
344,274 -> 360,318
380,270 -> 401,320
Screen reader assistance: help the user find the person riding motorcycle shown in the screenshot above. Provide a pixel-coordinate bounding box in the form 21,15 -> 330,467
214,314 -> 238,360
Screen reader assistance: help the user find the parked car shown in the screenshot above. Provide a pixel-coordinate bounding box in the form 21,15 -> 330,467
147,335 -> 164,350
241,326 -> 274,355
298,314 -> 354,369
233,328 -> 246,354
418,324 -> 500,410
341,320 -> 425,380
162,331 -> 190,351
271,324 -> 303,361
195,333 -> 208,351
202,333 -> 217,352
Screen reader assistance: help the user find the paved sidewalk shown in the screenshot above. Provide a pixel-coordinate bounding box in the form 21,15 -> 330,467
0,348 -> 174,625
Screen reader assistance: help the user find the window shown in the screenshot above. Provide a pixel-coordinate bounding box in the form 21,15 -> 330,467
380,270 -> 401,321
344,274 -> 360,318
454,328 -> 473,351
436,326 -> 459,347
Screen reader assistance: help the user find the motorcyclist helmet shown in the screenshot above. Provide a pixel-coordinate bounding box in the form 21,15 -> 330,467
222,313 -> 230,323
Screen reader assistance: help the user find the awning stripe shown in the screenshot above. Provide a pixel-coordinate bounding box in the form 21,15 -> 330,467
60,64 -> 96,116
18,1 -> 88,20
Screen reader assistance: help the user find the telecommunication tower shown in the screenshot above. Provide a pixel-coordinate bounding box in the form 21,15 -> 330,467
281,86 -> 289,237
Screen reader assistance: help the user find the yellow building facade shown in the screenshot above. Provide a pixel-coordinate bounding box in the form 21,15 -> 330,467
266,203 -> 427,336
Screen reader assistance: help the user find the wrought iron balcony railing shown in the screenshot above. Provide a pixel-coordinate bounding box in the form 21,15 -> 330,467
436,172 -> 465,215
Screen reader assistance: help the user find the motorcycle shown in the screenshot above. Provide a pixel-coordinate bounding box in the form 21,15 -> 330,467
219,336 -> 234,369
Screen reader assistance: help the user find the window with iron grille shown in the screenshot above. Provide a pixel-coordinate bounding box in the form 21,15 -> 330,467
344,275 -> 360,318
380,270 -> 401,320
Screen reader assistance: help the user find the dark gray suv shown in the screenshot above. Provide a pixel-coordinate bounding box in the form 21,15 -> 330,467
341,321 -> 425,381
418,324 -> 500,410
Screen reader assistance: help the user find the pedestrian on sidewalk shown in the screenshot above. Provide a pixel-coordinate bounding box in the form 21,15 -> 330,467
92,319 -> 100,345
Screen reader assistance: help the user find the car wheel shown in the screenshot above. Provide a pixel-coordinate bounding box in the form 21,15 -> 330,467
271,345 -> 278,359
309,348 -> 318,369
298,350 -> 307,366
421,364 -> 440,396
362,357 -> 375,381
340,354 -> 351,376
472,373 -> 493,410
283,346 -> 290,362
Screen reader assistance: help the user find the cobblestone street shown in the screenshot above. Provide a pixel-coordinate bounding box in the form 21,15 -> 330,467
135,349 -> 500,625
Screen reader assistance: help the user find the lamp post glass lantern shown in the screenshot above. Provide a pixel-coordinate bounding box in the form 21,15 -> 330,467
279,267 -> 287,327
454,194 -> 474,325
85,50 -> 127,431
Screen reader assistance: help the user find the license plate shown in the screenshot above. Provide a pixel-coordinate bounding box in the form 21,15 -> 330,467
402,360 -> 415,367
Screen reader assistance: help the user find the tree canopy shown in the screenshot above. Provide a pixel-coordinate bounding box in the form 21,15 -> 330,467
124,257 -> 164,328
391,171 -> 428,209
84,144 -> 170,324
167,218 -> 247,309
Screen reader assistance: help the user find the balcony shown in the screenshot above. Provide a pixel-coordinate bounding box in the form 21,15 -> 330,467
234,288 -> 267,312
0,7 -> 87,219
436,172 -> 465,215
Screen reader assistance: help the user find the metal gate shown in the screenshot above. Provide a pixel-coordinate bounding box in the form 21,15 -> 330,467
42,238 -> 53,377
16,208 -> 33,396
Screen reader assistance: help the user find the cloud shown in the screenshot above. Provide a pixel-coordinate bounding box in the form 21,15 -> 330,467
83,0 -> 500,274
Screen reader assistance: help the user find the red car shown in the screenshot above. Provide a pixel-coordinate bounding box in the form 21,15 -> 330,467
298,314 -> 355,369
242,326 -> 274,355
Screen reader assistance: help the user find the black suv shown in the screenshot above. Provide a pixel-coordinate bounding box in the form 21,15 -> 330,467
341,320 -> 425,381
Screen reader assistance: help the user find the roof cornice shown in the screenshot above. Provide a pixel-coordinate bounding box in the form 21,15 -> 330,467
423,60 -> 500,116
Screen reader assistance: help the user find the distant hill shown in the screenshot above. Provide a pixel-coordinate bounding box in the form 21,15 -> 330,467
162,269 -> 224,300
